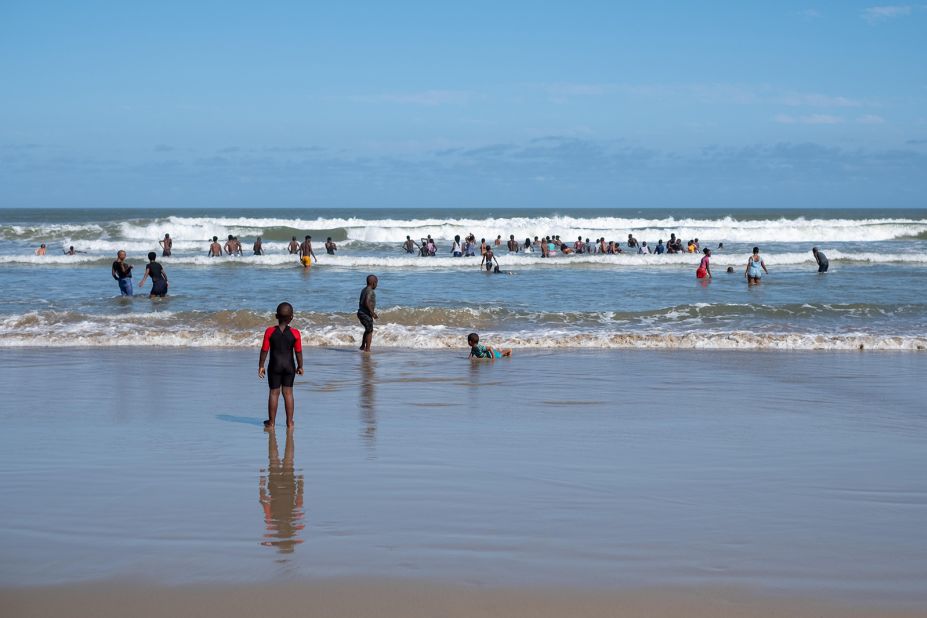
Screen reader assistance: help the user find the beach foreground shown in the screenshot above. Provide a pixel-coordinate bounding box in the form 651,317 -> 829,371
1,348 -> 925,614
4,580 -> 926,618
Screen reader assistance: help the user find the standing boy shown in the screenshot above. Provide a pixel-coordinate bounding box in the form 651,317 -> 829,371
159,233 -> 172,257
299,236 -> 317,263
138,251 -> 169,297
258,302 -> 304,428
357,275 -> 379,352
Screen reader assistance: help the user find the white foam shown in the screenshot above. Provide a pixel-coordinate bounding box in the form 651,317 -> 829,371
104,215 -> 927,244
0,312 -> 923,351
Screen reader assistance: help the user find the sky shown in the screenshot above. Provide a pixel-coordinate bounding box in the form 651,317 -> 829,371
1,1 -> 925,208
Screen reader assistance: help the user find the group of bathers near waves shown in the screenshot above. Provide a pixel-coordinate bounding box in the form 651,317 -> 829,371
402,232 -> 832,281
694,246 -> 829,283
208,234 -> 338,268
406,232 -> 716,260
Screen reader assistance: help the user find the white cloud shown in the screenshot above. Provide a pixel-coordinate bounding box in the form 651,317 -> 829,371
862,5 -> 912,22
774,114 -> 844,124
857,114 -> 887,124
777,92 -> 861,108
592,83 -> 866,108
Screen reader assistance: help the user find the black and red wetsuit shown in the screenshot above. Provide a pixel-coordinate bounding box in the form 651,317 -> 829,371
261,325 -> 302,389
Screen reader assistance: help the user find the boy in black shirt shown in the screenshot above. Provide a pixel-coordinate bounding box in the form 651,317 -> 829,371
259,302 -> 304,428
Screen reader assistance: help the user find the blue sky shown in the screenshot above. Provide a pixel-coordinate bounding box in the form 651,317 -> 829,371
1,1 -> 925,208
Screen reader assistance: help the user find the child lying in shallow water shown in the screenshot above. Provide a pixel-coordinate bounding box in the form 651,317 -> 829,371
467,332 -> 512,359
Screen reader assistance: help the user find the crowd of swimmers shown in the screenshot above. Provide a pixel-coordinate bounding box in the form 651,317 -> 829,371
33,227 -> 834,300
401,232 -> 719,258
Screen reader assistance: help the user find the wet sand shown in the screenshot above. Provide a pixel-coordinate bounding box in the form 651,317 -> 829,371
4,580 -> 926,618
0,348 -> 925,613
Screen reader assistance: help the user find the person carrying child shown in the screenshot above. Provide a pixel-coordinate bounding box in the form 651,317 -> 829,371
258,302 -> 304,428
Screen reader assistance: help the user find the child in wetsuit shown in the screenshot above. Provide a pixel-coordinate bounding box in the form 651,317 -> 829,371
258,302 -> 304,428
138,252 -> 168,297
467,332 -> 512,359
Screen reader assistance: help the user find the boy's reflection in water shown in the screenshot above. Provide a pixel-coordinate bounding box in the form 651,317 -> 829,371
259,428 -> 305,555
360,354 -> 377,449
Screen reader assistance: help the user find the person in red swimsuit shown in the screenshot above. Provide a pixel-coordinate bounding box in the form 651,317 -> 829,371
258,302 -> 304,428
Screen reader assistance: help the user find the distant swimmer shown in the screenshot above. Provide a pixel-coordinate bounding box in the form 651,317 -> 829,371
288,236 -> 299,254
111,250 -> 134,296
403,235 -> 420,254
253,237 -> 264,255
696,247 -> 712,279
745,246 -> 769,286
208,236 -> 222,257
225,235 -> 243,256
812,247 -> 829,273
138,251 -> 169,297
654,240 -> 665,255
34,243 -> 46,256
357,274 -> 379,352
495,235 -> 503,246
627,234 -> 639,248
481,245 -> 499,271
325,237 -> 337,255
64,246 -> 84,255
159,233 -> 172,257
451,235 -> 463,257
258,302 -> 304,428
639,241 -> 651,254
467,332 -> 512,359
726,266 -> 735,273
507,234 -> 520,253
299,235 -> 317,263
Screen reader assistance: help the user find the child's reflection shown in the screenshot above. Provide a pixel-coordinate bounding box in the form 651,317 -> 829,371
259,428 -> 304,555
360,354 -> 377,448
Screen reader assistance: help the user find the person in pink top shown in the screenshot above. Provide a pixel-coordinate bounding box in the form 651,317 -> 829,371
696,247 -> 712,279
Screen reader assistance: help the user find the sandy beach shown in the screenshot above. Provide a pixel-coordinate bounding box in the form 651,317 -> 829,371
4,580 -> 927,618
1,348 -> 925,616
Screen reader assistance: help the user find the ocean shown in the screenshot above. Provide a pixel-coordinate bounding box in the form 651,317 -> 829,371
1,207 -> 926,350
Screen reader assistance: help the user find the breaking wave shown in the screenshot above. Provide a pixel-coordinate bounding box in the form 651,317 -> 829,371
4,214 -> 927,245
1,308 -> 923,351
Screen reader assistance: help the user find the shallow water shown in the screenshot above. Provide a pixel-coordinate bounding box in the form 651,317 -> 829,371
1,348 -> 925,604
1,208 -> 926,350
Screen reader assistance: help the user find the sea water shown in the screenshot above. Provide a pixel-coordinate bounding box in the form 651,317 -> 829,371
1,207 -> 925,350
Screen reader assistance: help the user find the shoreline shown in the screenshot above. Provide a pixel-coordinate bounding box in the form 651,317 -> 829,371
3,579 -> 926,618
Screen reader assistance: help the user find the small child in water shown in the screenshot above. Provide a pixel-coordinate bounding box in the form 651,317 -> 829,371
258,302 -> 304,428
467,332 -> 512,359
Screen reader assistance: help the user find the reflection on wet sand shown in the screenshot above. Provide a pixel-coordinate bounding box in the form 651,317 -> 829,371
360,355 -> 377,449
259,428 -> 304,555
